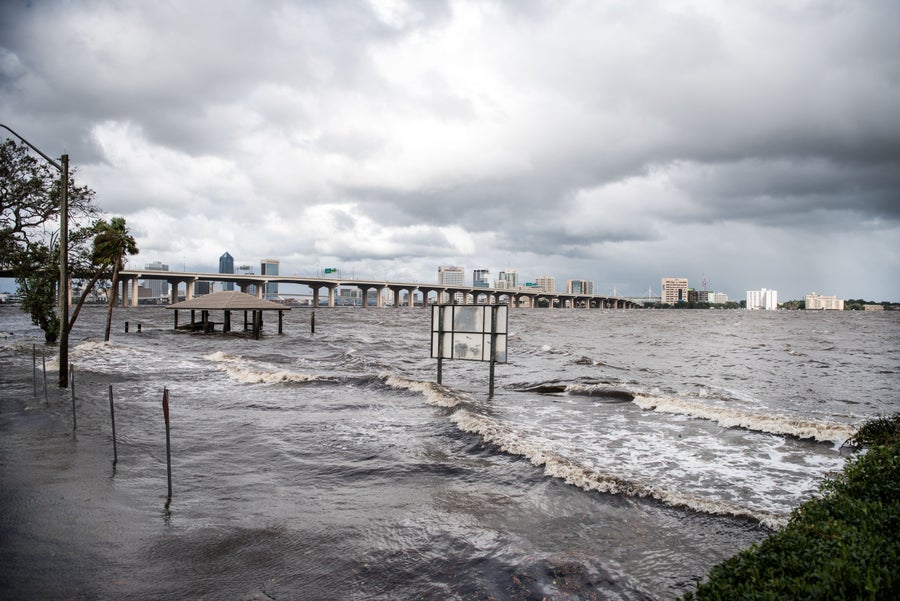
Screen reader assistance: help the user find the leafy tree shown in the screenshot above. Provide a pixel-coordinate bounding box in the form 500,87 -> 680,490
92,217 -> 138,342
17,241 -> 61,341
2,137 -> 99,342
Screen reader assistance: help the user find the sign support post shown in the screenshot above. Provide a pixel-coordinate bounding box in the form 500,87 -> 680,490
431,303 -> 507,396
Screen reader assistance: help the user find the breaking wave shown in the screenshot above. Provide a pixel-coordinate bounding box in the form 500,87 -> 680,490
382,373 -> 467,408
633,394 -> 856,445
450,408 -> 787,529
207,351 -> 321,384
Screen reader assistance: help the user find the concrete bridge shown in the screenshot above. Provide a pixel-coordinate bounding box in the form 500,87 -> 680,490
117,269 -> 643,309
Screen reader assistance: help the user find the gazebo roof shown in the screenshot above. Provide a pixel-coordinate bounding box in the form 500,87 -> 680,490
166,291 -> 291,311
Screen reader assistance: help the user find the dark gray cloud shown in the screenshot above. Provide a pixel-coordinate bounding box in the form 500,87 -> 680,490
1,0 -> 898,300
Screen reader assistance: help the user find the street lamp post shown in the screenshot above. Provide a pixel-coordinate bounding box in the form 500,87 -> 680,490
1,124 -> 70,388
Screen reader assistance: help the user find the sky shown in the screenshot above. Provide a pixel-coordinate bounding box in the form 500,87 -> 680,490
2,0 -> 899,301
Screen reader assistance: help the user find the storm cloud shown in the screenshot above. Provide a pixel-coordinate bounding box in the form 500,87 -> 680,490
2,0 -> 898,300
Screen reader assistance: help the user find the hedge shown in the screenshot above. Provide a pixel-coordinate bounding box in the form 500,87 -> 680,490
681,414 -> 900,601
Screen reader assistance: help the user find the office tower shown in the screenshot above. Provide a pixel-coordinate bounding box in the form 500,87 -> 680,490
144,261 -> 169,300
535,276 -> 556,293
438,266 -> 465,303
566,279 -> 594,294
219,252 -> 234,291
661,277 -> 689,304
473,269 -> 490,288
438,265 -> 465,285
261,259 -> 279,298
497,270 -> 518,289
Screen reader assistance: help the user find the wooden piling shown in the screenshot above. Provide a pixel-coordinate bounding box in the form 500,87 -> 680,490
163,387 -> 172,505
311,310 -> 316,334
32,344 -> 37,397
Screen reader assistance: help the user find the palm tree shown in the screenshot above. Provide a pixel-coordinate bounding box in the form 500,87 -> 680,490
92,217 -> 138,342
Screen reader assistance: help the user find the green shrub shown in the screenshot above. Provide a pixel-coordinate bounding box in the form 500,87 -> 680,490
681,414 -> 900,601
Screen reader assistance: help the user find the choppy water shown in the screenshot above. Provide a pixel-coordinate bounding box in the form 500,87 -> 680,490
1,304 -> 898,600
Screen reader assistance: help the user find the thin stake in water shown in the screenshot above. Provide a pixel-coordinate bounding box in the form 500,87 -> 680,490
42,352 -> 48,404
109,385 -> 117,464
70,363 -> 76,429
163,387 -> 172,506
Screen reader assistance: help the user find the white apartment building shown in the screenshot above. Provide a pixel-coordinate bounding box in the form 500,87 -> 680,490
661,277 -> 689,304
746,288 -> 778,310
805,292 -> 844,310
710,292 -> 729,304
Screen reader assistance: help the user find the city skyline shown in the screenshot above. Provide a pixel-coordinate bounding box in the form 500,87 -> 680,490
1,2 -> 898,301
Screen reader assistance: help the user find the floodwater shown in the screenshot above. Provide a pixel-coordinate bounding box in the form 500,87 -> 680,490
2,304 -> 897,600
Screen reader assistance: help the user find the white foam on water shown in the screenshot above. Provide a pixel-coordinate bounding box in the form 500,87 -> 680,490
450,408 -> 789,529
206,350 -> 240,362
217,363 -> 320,384
67,339 -> 185,374
382,373 -> 464,408
203,350 -> 320,384
633,394 -> 856,445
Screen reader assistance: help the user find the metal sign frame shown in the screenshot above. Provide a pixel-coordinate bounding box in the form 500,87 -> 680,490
431,304 -> 508,395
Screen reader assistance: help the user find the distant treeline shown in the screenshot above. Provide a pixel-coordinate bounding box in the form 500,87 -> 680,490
647,301 -> 745,309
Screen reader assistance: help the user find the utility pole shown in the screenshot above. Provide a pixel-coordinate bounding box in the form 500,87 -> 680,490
59,154 -> 69,388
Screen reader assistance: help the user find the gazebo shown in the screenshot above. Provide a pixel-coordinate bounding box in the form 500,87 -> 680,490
166,291 -> 291,339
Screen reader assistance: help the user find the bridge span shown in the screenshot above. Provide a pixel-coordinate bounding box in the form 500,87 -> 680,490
115,270 -> 642,309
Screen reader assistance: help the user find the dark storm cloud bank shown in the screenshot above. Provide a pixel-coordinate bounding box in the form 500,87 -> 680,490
1,0 -> 899,299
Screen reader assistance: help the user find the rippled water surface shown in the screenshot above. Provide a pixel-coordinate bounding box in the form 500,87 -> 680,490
2,304 -> 898,600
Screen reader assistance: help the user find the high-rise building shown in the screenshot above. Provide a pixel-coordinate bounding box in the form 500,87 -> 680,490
496,270 -> 518,289
661,277 -> 689,304
746,288 -> 778,310
219,252 -> 234,291
535,276 -> 556,293
144,261 -> 169,300
438,265 -> 465,285
237,264 -> 256,295
710,292 -> 729,304
566,279 -> 593,294
805,292 -> 844,310
473,269 -> 490,288
438,266 -> 465,303
261,259 -> 279,297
